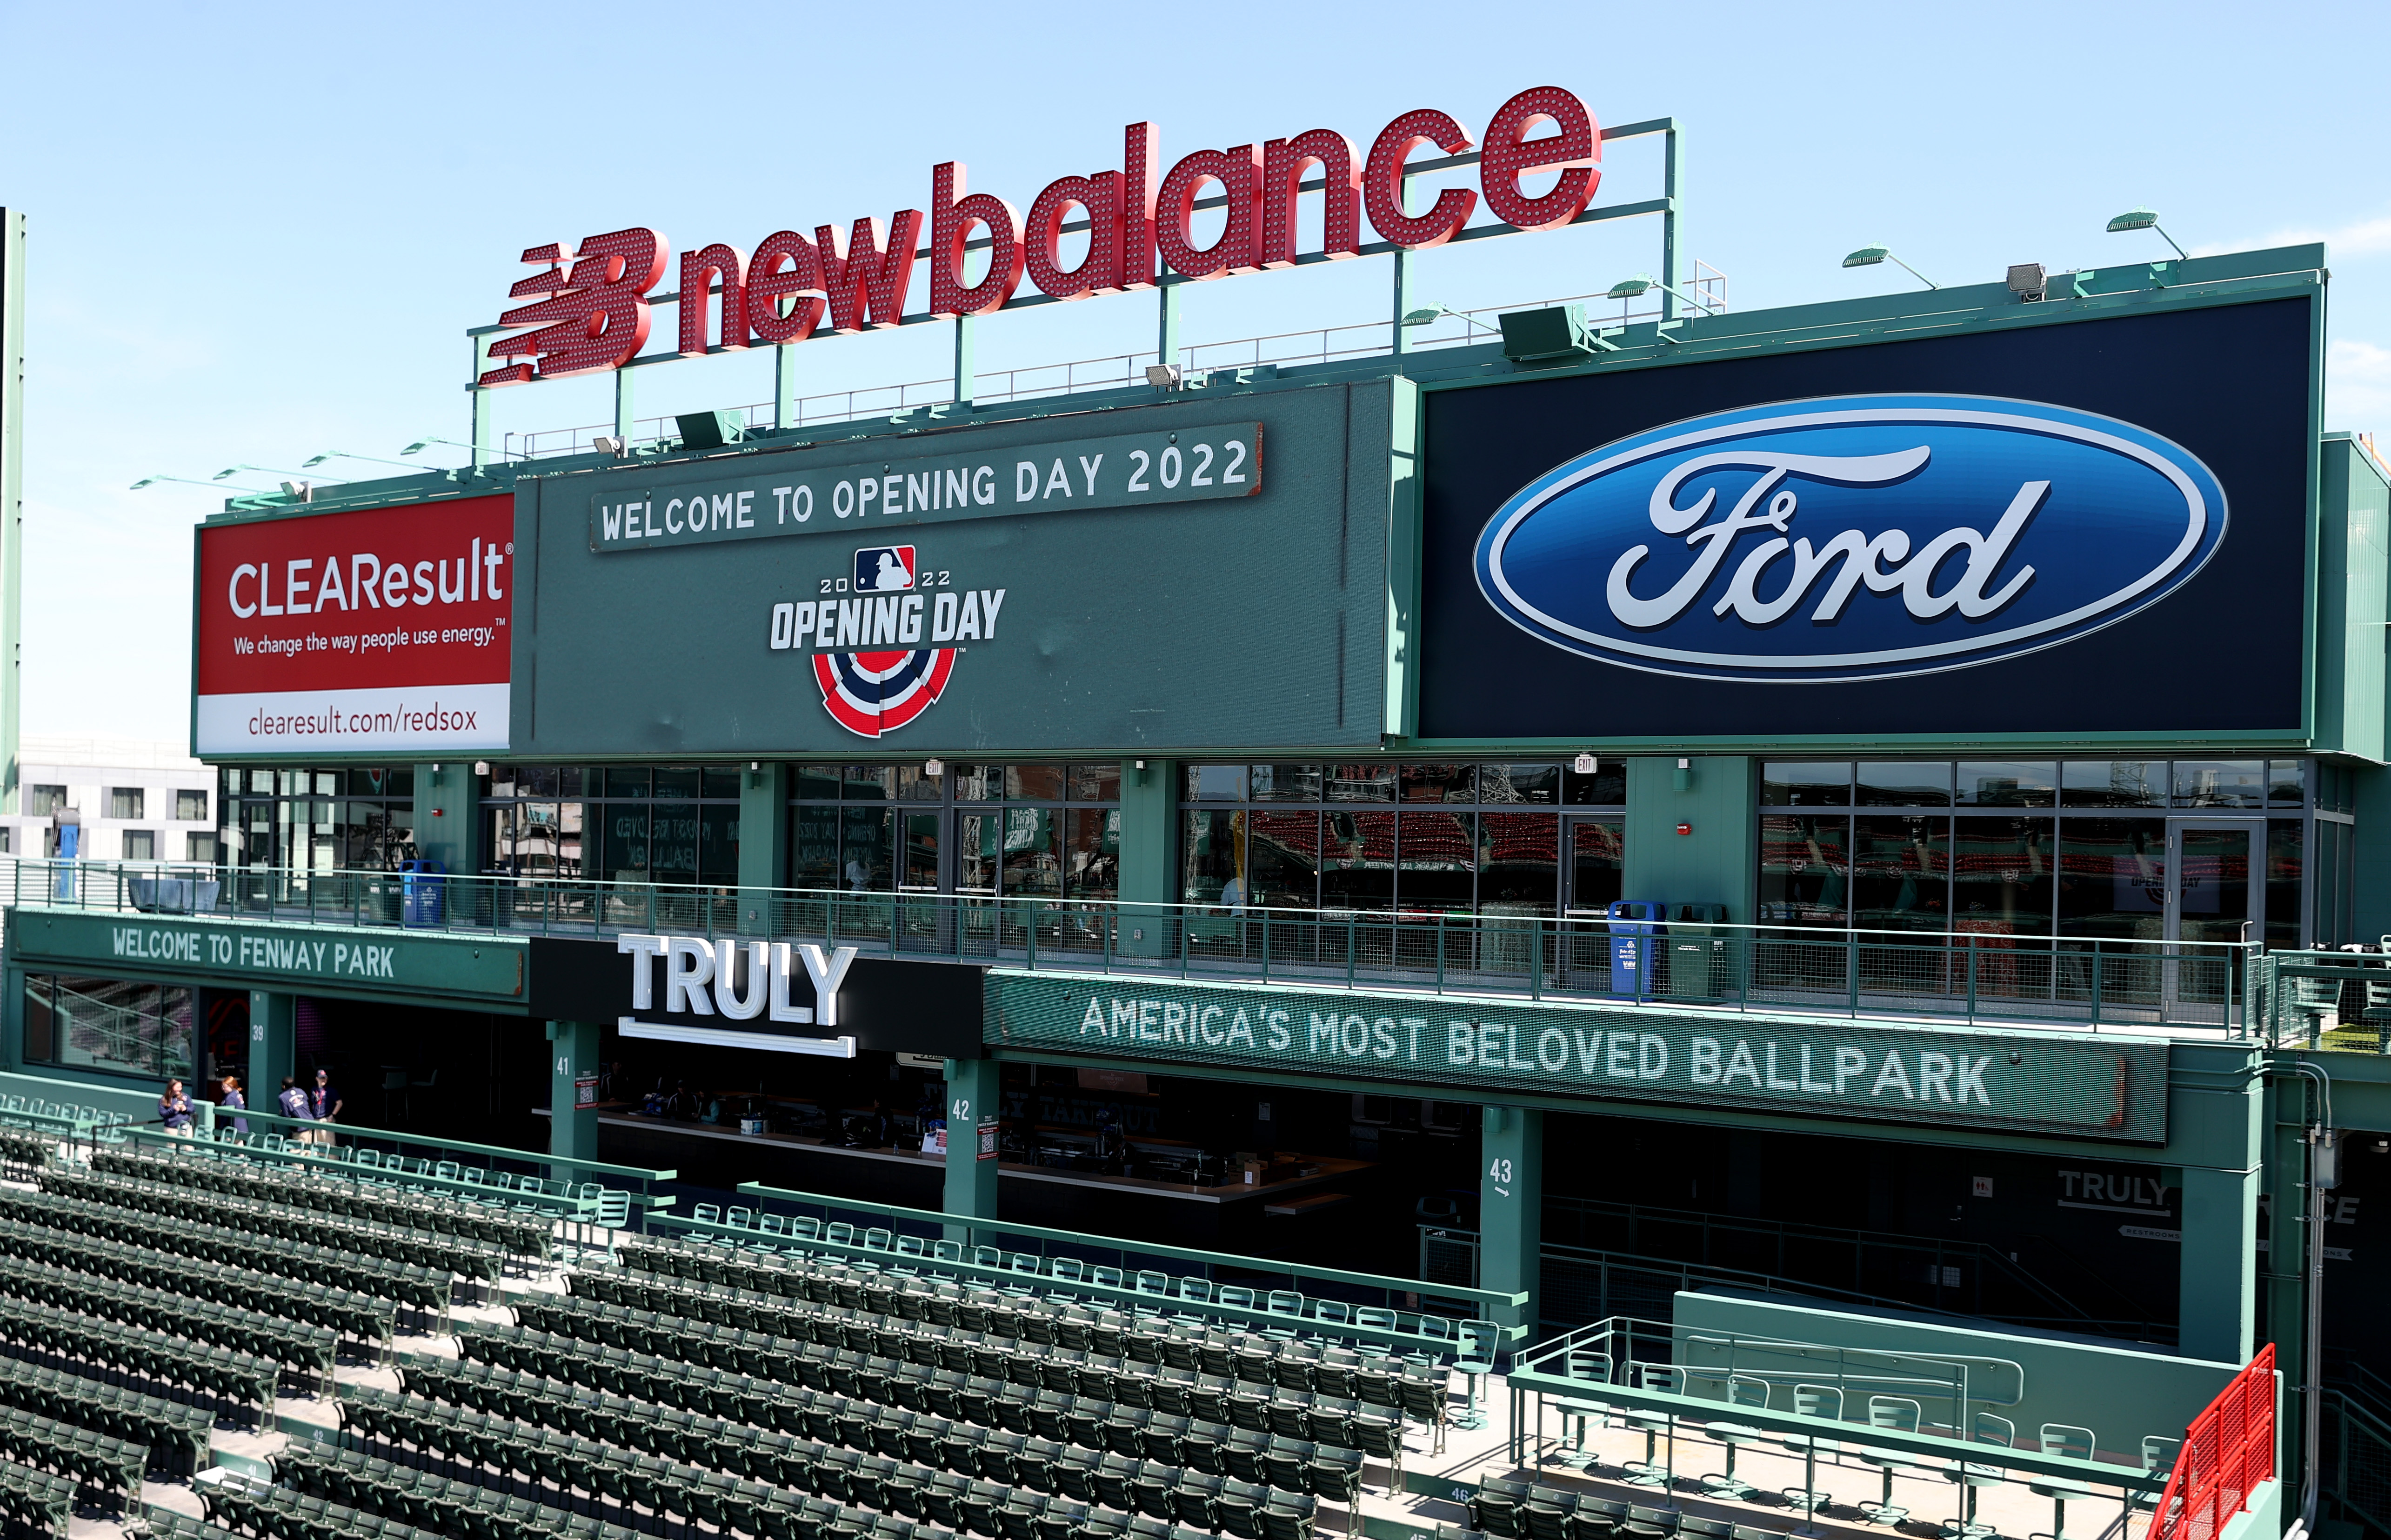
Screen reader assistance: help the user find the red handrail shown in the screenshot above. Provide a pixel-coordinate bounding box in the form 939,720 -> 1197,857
2149,1344 -> 2276,1540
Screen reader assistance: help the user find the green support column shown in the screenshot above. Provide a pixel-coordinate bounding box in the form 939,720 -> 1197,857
738,763 -> 791,934
0,210 -> 24,815
1480,1104 -> 1543,1346
2262,1076 -> 2312,1471
1623,755 -> 1757,918
547,1019 -> 602,1179
249,990 -> 295,1106
410,761 -> 482,892
1115,759 -> 1177,956
942,1056 -> 1002,1236
2178,1163 -> 2259,1363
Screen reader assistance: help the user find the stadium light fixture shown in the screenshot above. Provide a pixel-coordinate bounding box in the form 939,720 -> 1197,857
1605,272 -> 1710,309
132,474 -> 272,493
214,462 -> 337,483
1401,302 -> 1501,336
1841,244 -> 1938,289
1144,364 -> 1183,390
2105,207 -> 2189,261
304,451 -> 426,472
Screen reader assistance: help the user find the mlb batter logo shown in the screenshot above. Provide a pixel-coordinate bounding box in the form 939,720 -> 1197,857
814,544 -> 955,738
855,545 -> 915,593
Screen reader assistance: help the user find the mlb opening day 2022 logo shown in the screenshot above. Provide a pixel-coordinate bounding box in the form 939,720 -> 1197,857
766,544 -> 1009,738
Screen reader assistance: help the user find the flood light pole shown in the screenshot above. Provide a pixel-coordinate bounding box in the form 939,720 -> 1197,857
0,211 -> 22,814
1842,244 -> 1938,290
2105,207 -> 2189,261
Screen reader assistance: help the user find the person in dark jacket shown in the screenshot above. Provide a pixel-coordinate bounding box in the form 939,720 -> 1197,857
159,1080 -> 194,1135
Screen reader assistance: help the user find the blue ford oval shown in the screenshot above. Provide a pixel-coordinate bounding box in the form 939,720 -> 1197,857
1472,393 -> 2230,683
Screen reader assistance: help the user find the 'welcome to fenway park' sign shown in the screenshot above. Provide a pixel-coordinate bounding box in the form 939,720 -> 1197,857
479,87 -> 1609,383
989,971 -> 2171,1143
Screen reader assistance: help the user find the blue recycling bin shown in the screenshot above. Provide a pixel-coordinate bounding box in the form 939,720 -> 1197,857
1606,899 -> 1666,995
399,859 -> 447,927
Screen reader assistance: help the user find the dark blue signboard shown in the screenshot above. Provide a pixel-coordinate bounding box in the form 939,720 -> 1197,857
1418,297 -> 2314,738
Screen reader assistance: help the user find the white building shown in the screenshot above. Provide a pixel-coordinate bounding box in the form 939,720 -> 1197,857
0,736 -> 216,864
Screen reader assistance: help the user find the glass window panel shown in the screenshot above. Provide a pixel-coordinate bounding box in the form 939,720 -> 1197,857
792,804 -> 841,887
1563,761 -> 1628,807
956,811 -> 999,894
489,769 -> 519,799
1184,764 -> 1247,801
1002,807 -> 1059,898
1480,765 -> 1561,805
841,807 -> 894,891
1478,813 -> 1558,914
844,766 -> 896,801
2061,761 -> 2164,808
1250,765 -> 1322,802
1855,763 -> 1951,808
1326,764 -> 1396,802
1758,814 -> 1850,927
21,975 -> 51,1065
901,811 -> 941,893
1182,810 -> 1240,907
1248,810 -> 1320,907
895,766 -> 942,802
2055,817 -> 2168,940
1400,763 -> 1474,803
1064,808 -> 1118,901
1322,810 -> 1396,910
1005,766 -> 1065,801
1851,815 -> 1950,931
1396,811 -> 1476,911
1951,816 -> 2053,933
649,802 -> 700,883
653,767 -> 701,798
794,765 -> 842,800
513,767 -> 561,798
701,768 -> 742,800
1762,763 -> 1851,807
311,772 -> 341,796
486,804 -> 521,873
952,765 -> 999,802
1068,764 -> 1122,803
2269,761 -> 2307,807
1956,762 -> 2056,807
2173,760 -> 2265,808
1567,820 -> 1625,913
601,804 -> 651,883
604,767 -> 651,798
47,977 -> 193,1080
699,805 -> 739,887
549,803 -> 577,877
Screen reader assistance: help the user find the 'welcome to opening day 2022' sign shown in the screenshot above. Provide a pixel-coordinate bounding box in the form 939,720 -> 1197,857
992,972 -> 2168,1142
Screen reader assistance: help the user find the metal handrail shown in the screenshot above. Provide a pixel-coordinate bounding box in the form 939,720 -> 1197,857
12,857 -> 2257,1033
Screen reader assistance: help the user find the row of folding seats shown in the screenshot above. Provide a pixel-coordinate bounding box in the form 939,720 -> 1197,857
92,1147 -> 551,1257
580,1257 -> 1427,1390
0,1402 -> 147,1513
0,1247 -> 338,1373
0,1213 -> 398,1345
381,1352 -> 1368,1513
566,1262 -> 1443,1429
0,1130 -> 53,1171
136,1507 -> 243,1540
44,1169 -> 508,1282
0,1451 -> 73,1538
257,1447 -> 637,1540
338,1381 -> 1324,1540
1468,1480 -> 1772,1540
648,1219 -> 1449,1355
0,1183 -> 454,1310
0,1289 -> 281,1419
0,1357 -> 213,1477
188,1478 -> 438,1540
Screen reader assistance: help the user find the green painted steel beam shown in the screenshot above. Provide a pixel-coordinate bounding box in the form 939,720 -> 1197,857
0,211 -> 24,815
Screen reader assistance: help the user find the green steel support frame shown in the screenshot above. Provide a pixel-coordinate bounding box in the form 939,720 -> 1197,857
1480,1104 -> 1543,1342
942,1056 -> 1002,1229
248,989 -> 295,1105
0,210 -> 24,815
547,1018 -> 603,1176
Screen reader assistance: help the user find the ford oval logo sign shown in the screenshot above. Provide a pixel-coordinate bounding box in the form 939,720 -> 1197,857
1473,393 -> 2229,682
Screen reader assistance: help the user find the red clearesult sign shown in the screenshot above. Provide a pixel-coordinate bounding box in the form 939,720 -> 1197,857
479,87 -> 1603,386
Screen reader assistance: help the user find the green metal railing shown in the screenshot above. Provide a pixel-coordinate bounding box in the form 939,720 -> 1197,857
2251,950 -> 2391,1051
11,858 -> 2256,1032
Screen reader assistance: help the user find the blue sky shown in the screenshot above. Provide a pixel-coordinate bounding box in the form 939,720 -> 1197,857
5,0 -> 2388,740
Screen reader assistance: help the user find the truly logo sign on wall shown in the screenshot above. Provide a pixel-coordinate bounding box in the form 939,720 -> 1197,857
1416,296 -> 2315,739
194,494 -> 514,755
1474,395 -> 2229,683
